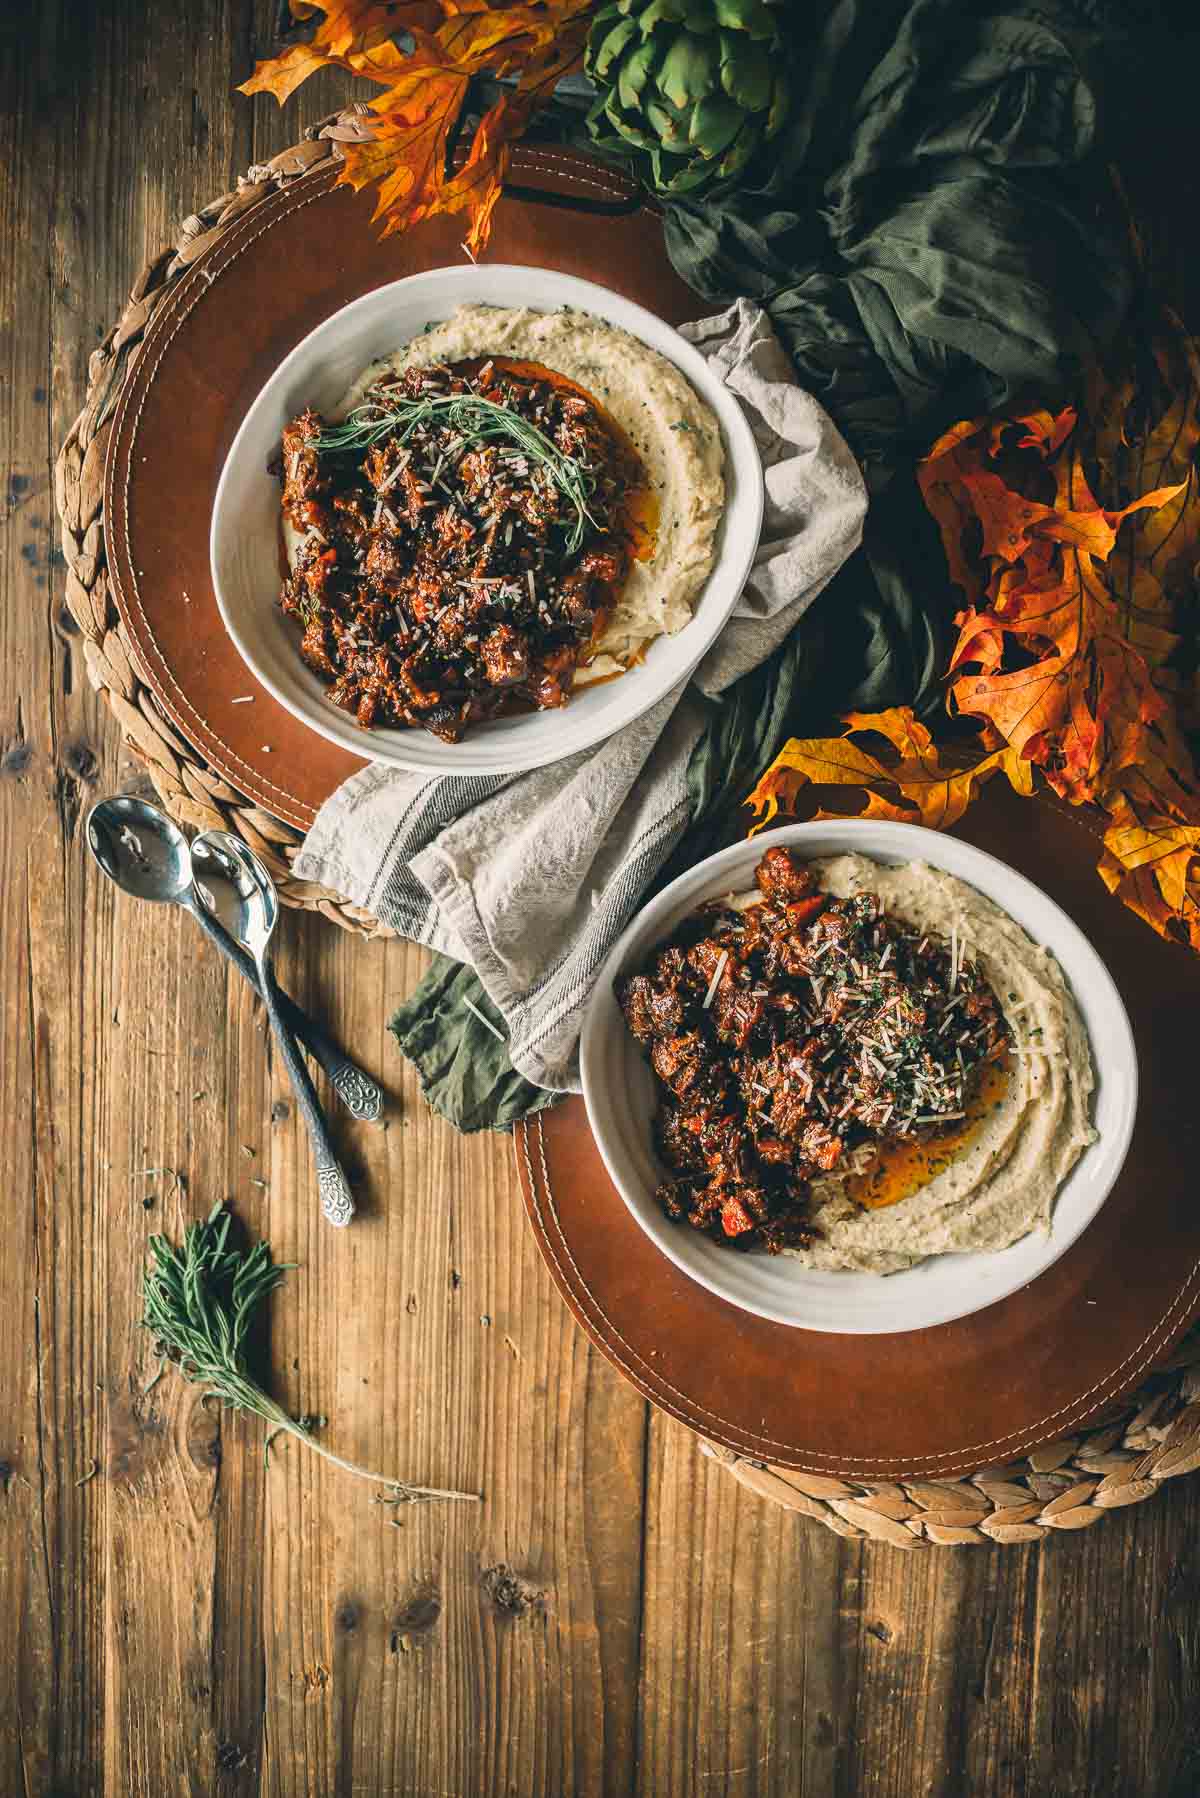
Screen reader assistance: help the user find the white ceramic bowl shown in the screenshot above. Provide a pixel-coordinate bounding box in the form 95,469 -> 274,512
580,821 -> 1138,1334
210,265 -> 764,777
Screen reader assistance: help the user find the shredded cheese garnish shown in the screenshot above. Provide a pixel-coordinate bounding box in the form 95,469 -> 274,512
375,448 -> 412,493
702,951 -> 730,1010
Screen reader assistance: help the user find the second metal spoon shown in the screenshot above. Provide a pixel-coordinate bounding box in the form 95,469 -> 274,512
192,829 -> 356,1228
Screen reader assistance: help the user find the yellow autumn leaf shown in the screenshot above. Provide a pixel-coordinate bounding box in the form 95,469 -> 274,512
745,709 -> 1033,835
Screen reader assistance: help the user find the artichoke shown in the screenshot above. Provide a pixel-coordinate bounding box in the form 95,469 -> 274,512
585,0 -> 790,198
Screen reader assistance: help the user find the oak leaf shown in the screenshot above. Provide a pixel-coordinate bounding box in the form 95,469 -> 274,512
1097,792 -> 1200,953
239,3 -> 427,102
239,0 -> 590,254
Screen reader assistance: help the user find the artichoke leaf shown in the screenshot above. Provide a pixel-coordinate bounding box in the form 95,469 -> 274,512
636,0 -> 702,29
671,0 -> 721,31
713,121 -> 758,181
687,90 -> 746,156
600,94 -> 662,151
585,0 -> 790,197
659,34 -> 721,108
588,12 -> 640,79
616,36 -> 661,108
712,0 -> 776,38
644,95 -> 693,148
650,144 -> 714,192
718,31 -> 771,110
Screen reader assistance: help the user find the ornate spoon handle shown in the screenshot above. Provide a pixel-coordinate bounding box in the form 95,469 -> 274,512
256,955 -> 356,1228
186,898 -> 383,1121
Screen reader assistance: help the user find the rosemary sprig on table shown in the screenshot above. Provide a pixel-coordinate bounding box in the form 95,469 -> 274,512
142,1203 -> 478,1506
316,390 -> 599,553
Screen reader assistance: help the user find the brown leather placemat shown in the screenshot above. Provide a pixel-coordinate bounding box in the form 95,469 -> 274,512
515,785 -> 1200,1478
103,147 -> 699,830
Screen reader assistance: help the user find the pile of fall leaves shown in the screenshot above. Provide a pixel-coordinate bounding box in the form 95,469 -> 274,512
747,311 -> 1200,954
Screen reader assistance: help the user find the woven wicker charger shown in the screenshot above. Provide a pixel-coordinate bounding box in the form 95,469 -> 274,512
58,122 -> 1200,1546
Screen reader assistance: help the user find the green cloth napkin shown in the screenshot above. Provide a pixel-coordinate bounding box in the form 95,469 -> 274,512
392,0 -> 1136,1131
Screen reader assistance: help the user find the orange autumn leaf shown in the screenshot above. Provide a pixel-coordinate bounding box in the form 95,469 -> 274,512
1012,409 -> 1077,456
239,3 -> 428,101
1097,794 -> 1200,952
751,306 -> 1200,958
920,406 -> 1185,807
913,306 -> 1200,954
338,6 -> 591,253
745,708 -> 1033,835
947,544 -> 1169,804
239,0 -> 589,254
1088,310 -> 1200,721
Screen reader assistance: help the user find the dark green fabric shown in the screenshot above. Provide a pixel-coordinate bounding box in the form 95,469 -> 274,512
393,0 -> 1138,1131
389,956 -> 557,1133
665,1 -> 1131,459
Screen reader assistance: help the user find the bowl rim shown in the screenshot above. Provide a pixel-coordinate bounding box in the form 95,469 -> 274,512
208,264 -> 765,778
579,819 -> 1139,1335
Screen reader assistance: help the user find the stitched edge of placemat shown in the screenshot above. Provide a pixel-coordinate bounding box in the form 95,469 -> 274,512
517,1114 -> 1200,1545
55,109 -> 408,933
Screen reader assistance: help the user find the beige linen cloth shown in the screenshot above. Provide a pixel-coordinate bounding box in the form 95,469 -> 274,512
294,301 -> 868,1093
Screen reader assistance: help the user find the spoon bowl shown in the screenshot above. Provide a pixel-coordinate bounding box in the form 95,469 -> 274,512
191,831 -> 279,955
86,795 -> 194,905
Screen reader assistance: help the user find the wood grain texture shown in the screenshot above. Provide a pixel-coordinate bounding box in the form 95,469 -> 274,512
2,2 -> 1200,1794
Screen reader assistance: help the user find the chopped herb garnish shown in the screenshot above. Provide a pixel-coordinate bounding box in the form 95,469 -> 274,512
317,388 -> 599,552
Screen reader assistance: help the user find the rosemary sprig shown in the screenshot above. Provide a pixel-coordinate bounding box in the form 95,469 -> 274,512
141,1203 -> 479,1506
316,390 -> 598,552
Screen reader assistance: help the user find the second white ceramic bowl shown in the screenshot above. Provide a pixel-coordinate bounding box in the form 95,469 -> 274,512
210,265 -> 764,777
580,821 -> 1138,1334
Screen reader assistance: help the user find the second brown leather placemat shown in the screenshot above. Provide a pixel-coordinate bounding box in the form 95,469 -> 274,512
516,785 -> 1200,1478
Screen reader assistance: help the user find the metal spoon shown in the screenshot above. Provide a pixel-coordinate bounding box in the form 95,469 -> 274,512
190,829 -> 356,1227
85,796 -> 382,1121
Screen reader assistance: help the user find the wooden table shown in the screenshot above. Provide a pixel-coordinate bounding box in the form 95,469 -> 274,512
3,5 -> 1199,1793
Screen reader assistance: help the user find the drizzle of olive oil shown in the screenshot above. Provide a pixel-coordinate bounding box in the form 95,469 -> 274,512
846,1054 -> 1011,1211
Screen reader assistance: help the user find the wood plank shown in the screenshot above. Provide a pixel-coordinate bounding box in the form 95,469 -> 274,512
638,1444 -> 1200,1798
0,9 -> 107,1794
1023,1477 -> 1200,1797
637,1417 -> 853,1796
252,924 -> 649,1796
37,0 -> 273,1786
